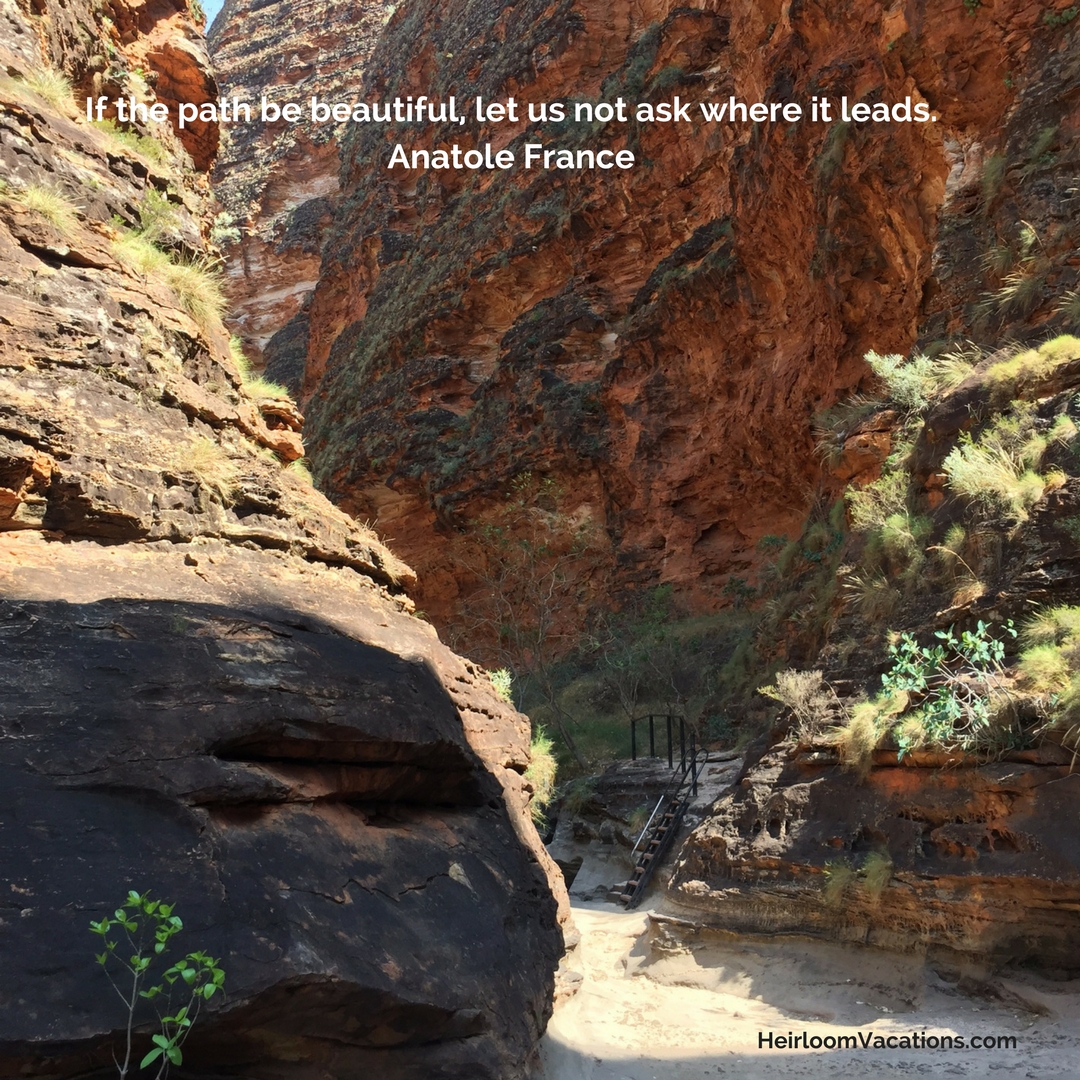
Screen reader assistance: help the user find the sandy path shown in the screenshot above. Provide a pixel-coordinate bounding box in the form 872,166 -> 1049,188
537,903 -> 1080,1080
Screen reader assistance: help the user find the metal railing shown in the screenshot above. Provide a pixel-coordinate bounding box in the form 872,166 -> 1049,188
630,713 -> 696,776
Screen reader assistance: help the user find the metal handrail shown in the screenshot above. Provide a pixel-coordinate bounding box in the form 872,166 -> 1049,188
630,795 -> 665,860
619,745 -> 710,908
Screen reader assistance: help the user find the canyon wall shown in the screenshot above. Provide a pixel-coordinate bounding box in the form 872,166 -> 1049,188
209,0 -> 1080,640
208,0 -> 395,379
0,1 -> 566,1075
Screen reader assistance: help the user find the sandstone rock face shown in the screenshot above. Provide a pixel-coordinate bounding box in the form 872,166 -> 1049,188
0,5 -> 565,1076
208,0 -> 395,378
214,0 -> 1074,634
670,743 -> 1080,969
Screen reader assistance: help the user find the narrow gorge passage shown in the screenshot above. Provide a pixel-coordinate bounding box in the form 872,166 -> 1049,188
8,0 -> 1080,1075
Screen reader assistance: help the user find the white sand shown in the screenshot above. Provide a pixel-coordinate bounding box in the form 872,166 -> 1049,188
537,903 -> 1080,1079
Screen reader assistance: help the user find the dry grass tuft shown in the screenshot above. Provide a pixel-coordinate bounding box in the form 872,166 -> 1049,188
6,183 -> 80,233
831,701 -> 884,778
113,232 -> 225,333
19,67 -> 74,111
171,437 -> 239,500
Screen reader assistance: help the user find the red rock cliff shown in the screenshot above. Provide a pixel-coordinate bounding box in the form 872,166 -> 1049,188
207,0 -> 1080,649
208,0 -> 395,376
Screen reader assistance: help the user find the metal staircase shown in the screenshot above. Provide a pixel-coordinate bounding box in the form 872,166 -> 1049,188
611,741 -> 707,909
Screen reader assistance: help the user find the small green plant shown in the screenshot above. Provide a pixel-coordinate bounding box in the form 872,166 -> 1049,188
981,152 -> 1007,205
90,891 -> 225,1079
756,533 -> 788,554
561,776 -> 596,817
137,188 -> 183,245
964,0 -> 981,13
880,620 -> 1017,757
816,120 -> 851,185
842,570 -> 900,621
243,376 -> 291,400
941,401 -> 1065,520
1044,5 -> 1079,25
832,698 -> 896,776
284,458 -> 313,484
758,669 -> 841,739
984,335 -> 1080,398
1019,125 -> 1054,179
209,211 -> 241,248
823,860 -> 856,906
860,851 -> 893,899
986,264 -> 1047,319
1057,289 -> 1080,326
112,232 -> 226,333
627,803 -> 651,835
864,350 -> 937,413
943,436 -> 1046,519
490,667 -> 513,702
846,468 -> 908,532
92,119 -> 171,166
171,437 -> 239,500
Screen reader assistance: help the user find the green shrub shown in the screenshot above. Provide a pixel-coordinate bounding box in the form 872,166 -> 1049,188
823,860 -> 855,907
881,621 -> 1016,757
758,669 -> 839,739
1021,604 -> 1080,647
865,350 -> 936,413
243,376 -> 291,400
490,667 -> 513,702
942,405 -> 1060,520
860,851 -> 893,899
981,152 -> 1007,204
113,232 -> 225,333
842,570 -> 900,622
163,258 -> 226,330
832,700 -> 888,777
985,335 -> 1080,397
1044,5 -> 1078,25
210,211 -> 241,247
847,469 -> 908,532
561,776 -> 596,817
928,344 -> 981,393
284,458 -> 313,484
92,119 -> 171,165
524,726 -> 557,825
137,187 -> 184,245
1018,643 -> 1071,692
1056,289 -> 1080,326
880,511 -> 931,571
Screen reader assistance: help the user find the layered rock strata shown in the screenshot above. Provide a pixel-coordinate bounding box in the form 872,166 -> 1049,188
671,742 -> 1080,968
0,3 -> 566,1076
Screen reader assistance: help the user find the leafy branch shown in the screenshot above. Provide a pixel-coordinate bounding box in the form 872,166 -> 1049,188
881,620 -> 1017,756
90,891 -> 225,1080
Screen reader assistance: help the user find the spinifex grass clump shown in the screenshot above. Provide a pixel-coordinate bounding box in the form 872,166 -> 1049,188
90,891 -> 225,1079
